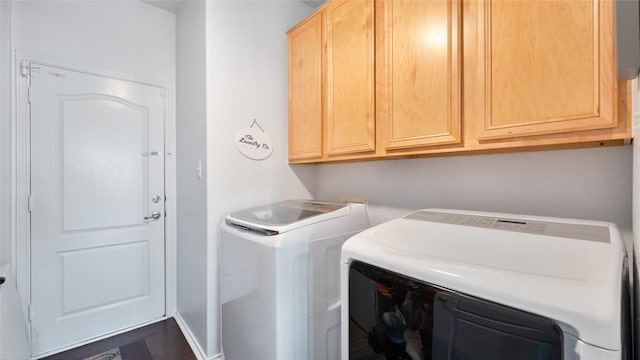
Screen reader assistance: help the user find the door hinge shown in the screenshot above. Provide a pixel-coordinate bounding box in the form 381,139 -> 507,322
27,87 -> 32,104
27,194 -> 32,213
20,61 -> 29,77
28,304 -> 32,321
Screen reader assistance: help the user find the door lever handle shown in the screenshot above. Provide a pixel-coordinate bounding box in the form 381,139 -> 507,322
141,151 -> 160,156
144,211 -> 162,221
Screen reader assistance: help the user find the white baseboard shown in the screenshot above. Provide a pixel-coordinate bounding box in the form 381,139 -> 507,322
174,312 -> 224,360
210,353 -> 225,360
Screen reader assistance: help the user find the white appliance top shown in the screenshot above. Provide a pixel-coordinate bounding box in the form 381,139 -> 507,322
341,208 -> 626,351
225,200 -> 352,234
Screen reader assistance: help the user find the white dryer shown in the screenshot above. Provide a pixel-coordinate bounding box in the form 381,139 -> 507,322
221,200 -> 369,360
341,209 -> 630,360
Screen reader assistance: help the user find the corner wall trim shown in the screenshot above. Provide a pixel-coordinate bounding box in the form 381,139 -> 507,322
174,312 -> 223,360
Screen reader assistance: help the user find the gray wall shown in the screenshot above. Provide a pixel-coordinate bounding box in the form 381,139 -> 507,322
316,146 -> 633,229
175,0 -> 208,355
0,0 -> 11,266
632,80 -> 639,360
204,1 -> 316,356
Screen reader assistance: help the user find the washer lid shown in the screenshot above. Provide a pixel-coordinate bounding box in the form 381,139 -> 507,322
225,200 -> 350,234
341,209 -> 626,351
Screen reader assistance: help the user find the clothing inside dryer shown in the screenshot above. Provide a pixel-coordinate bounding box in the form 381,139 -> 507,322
348,261 -> 563,360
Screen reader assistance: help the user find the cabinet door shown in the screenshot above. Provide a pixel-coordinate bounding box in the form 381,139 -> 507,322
288,14 -> 323,162
476,0 -> 616,140
377,0 -> 462,150
324,0 -> 376,156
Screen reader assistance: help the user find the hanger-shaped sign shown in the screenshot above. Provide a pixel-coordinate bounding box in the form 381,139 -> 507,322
235,118 -> 273,160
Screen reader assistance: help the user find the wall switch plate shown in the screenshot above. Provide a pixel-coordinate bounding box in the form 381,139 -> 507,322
196,160 -> 202,179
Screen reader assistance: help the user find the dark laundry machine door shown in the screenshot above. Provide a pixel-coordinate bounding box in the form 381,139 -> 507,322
348,261 -> 563,360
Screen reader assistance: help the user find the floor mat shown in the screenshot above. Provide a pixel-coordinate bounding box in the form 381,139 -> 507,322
82,339 -> 152,360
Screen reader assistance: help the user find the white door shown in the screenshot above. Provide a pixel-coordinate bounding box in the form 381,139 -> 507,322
29,63 -> 166,356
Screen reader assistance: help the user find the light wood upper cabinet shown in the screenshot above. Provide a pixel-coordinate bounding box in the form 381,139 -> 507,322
287,0 -> 630,164
377,0 -> 462,150
324,0 -> 376,156
288,13 -> 323,161
475,0 -> 616,140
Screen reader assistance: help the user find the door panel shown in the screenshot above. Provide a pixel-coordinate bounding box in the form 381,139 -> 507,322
29,63 -> 165,356
62,95 -> 148,231
476,0 -> 615,140
377,0 -> 462,150
324,0 -> 375,156
58,241 -> 149,315
489,1 -> 594,125
288,14 -> 323,161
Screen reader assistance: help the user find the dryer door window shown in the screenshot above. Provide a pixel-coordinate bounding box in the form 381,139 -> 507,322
348,261 -> 563,360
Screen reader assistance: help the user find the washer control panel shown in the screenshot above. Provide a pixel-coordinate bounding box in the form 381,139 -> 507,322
405,211 -> 610,243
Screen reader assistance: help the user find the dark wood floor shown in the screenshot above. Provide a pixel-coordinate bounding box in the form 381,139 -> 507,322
42,318 -> 197,360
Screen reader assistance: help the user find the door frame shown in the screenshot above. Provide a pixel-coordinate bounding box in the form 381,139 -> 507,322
13,51 -> 177,356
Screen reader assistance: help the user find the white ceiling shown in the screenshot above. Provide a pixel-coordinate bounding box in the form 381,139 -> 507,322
301,0 -> 324,9
141,0 -> 325,14
139,0 -> 187,14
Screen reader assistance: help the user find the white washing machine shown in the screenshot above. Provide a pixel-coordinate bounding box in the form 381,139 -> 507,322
341,209 -> 630,360
221,200 -> 369,360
